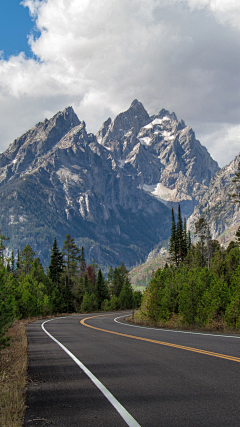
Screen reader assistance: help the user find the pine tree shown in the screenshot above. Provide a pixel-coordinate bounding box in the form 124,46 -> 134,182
16,249 -> 20,271
96,268 -> 109,309
48,237 -> 63,287
182,218 -> 188,260
80,246 -> 87,274
110,264 -> 128,297
62,234 -> 80,287
169,208 -> 177,265
119,276 -> 133,309
0,270 -> 14,351
21,245 -> 35,275
176,205 -> 183,265
11,250 -> 15,273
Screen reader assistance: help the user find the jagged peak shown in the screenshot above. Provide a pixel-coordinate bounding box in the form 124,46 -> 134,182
157,108 -> 177,121
130,99 -> 143,108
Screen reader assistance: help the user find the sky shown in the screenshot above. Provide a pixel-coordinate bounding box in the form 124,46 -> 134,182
0,0 -> 240,167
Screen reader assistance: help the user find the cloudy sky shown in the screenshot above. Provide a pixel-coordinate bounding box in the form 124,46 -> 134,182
0,0 -> 240,167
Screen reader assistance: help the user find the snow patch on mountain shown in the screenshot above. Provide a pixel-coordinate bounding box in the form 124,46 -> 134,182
143,182 -> 176,201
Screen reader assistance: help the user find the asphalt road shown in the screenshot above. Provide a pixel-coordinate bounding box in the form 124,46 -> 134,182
24,312 -> 240,427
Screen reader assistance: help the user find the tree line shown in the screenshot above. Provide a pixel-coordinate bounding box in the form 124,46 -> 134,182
139,206 -> 240,331
0,233 -> 142,350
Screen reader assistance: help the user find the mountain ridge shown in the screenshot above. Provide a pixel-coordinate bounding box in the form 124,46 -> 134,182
0,100 -> 219,270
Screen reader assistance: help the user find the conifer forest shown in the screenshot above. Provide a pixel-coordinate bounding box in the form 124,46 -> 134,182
0,233 -> 142,350
139,205 -> 240,331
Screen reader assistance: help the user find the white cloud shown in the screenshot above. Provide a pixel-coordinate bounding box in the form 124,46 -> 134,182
0,0 -> 240,168
195,123 -> 240,168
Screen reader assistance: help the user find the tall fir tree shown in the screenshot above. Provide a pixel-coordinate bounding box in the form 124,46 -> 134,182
62,234 -> 80,287
182,218 -> 188,260
11,250 -> 15,273
169,208 -> 177,265
48,237 -> 63,287
176,205 -> 183,265
96,268 -> 109,309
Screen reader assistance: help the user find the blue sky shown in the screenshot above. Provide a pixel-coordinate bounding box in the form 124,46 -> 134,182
0,0 -> 36,58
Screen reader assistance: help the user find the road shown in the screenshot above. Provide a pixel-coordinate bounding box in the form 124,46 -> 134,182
24,312 -> 240,426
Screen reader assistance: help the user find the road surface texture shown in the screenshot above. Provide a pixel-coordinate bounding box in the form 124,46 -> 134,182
24,312 -> 240,426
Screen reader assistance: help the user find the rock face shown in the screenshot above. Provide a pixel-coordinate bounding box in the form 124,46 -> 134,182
97,100 -> 219,216
187,153 -> 240,246
0,101 -> 219,269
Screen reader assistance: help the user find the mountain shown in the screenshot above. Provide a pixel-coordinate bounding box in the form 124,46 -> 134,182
187,153 -> 240,246
0,100 -> 219,270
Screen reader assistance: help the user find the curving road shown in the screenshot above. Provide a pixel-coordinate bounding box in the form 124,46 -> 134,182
24,312 -> 240,426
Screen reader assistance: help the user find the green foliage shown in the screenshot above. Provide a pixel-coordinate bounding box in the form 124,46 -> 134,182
133,290 -> 142,308
138,241 -> 240,330
48,237 -> 63,286
0,270 -> 14,350
0,230 -> 138,323
96,269 -> 109,309
169,205 -> 190,266
119,277 -> 133,309
110,295 -> 120,310
109,263 -> 129,297
81,292 -> 98,313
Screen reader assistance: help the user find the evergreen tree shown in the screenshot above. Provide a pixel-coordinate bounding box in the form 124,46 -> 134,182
62,234 -> 80,287
182,218 -> 188,260
11,250 -> 15,273
169,208 -> 177,265
21,245 -> 35,275
119,277 -> 133,309
235,226 -> 240,246
16,249 -> 21,271
48,237 -> 63,287
107,266 -> 114,284
0,270 -> 14,350
176,205 -> 183,264
96,269 -> 109,309
80,246 -> 87,274
110,264 -> 128,297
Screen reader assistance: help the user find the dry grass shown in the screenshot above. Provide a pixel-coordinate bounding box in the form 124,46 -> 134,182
126,311 -> 240,334
0,319 -> 30,427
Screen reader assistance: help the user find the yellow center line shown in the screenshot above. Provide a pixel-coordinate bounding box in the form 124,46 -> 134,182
80,314 -> 240,363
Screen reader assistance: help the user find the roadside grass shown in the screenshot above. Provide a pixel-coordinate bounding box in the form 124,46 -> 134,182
126,311 -> 240,334
0,319 -> 30,427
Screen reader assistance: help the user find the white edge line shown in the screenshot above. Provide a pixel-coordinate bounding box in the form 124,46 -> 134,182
114,315 -> 240,339
41,317 -> 141,427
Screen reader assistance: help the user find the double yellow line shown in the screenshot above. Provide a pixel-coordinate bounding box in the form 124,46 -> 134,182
81,314 -> 240,363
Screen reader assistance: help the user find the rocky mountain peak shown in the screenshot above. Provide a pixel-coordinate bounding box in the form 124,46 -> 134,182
0,100 -> 222,270
98,100 -> 150,149
0,106 -> 80,185
157,108 -> 177,122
